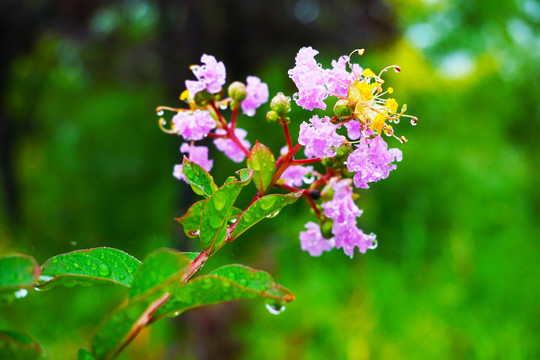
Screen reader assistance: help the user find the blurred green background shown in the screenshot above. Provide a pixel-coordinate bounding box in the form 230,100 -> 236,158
1,0 -> 539,359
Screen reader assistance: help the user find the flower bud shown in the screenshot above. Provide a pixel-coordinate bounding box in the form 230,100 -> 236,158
266,110 -> 279,124
336,143 -> 353,160
270,92 -> 291,117
320,219 -> 334,240
194,90 -> 213,106
228,81 -> 247,104
333,99 -> 354,120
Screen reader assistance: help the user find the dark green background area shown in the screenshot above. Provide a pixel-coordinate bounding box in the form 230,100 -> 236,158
1,0 -> 539,359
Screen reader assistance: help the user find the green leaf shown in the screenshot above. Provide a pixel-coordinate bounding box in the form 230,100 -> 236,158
78,349 -> 96,360
176,201 -> 243,239
129,249 -> 191,298
0,255 -> 40,294
91,291 -> 171,360
39,248 -> 141,289
182,156 -> 217,198
0,330 -> 43,360
176,200 -> 206,238
230,192 -> 303,240
153,264 -> 295,320
199,169 -> 253,253
247,141 -> 276,193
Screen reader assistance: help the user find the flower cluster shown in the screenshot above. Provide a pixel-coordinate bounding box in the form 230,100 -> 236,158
158,47 -> 417,259
157,54 -> 269,182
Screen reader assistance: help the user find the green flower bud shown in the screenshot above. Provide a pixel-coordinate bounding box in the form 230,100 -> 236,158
270,92 -> 291,116
336,142 -> 353,160
266,110 -> 279,124
278,116 -> 291,126
228,81 -> 247,102
321,157 -> 334,168
193,90 -> 213,107
320,218 -> 334,239
320,182 -> 335,202
333,99 -> 354,120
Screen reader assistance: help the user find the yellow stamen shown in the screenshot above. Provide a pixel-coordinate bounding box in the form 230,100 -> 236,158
180,90 -> 190,101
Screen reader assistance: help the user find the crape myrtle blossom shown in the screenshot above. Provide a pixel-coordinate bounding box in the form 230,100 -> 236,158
173,143 -> 214,182
346,134 -> 403,189
298,115 -> 345,158
172,109 -> 216,141
287,47 -> 328,111
241,76 -> 269,117
213,128 -> 251,162
185,54 -> 226,97
321,179 -> 377,257
280,165 -> 314,187
299,222 -> 335,256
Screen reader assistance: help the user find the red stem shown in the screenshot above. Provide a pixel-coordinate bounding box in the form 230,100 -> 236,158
282,122 -> 293,152
290,158 -> 322,165
207,132 -> 227,138
231,107 -> 238,130
182,250 -> 209,284
210,102 -> 250,157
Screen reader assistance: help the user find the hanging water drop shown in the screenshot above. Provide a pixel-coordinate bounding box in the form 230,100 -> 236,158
303,173 -> 315,184
219,104 -> 227,110
265,302 -> 286,315
14,289 -> 28,299
368,240 -> 378,250
157,110 -> 164,116
410,117 -> 418,126
266,211 -> 280,218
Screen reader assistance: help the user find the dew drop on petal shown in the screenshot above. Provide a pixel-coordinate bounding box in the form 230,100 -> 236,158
368,239 -> 378,250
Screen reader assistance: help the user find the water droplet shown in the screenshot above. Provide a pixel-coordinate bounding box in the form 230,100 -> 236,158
14,289 -> 28,299
86,260 -> 92,266
73,263 -> 80,269
119,274 -> 126,280
219,104 -> 227,110
265,302 -> 286,315
65,265 -> 72,272
173,311 -> 181,317
33,287 -> 42,292
157,110 -> 164,116
368,240 -> 378,250
100,252 -> 105,259
113,262 -> 119,268
303,174 -> 315,184
51,258 -> 59,264
227,272 -> 236,281
188,230 -> 200,236
259,197 -> 276,210
70,241 -> 77,246
212,192 -> 227,212
38,275 -> 54,283
266,211 -> 280,218
228,217 -> 237,225
410,117 -> 418,126
98,264 -> 111,276
91,264 -> 98,271
393,118 -> 400,124
209,216 -> 222,229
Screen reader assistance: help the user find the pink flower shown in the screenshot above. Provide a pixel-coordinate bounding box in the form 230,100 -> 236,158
172,109 -> 216,141
173,143 -> 214,182
298,115 -> 345,158
280,165 -> 314,187
344,120 -> 361,140
185,54 -> 226,97
288,47 -> 329,110
241,76 -> 269,116
299,222 -> 335,256
213,128 -> 251,162
321,179 -> 377,257
346,135 -> 403,189
326,55 -> 362,98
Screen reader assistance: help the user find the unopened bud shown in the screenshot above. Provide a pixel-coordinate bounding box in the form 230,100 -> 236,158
270,92 -> 291,117
336,143 -> 353,160
320,219 -> 334,239
194,90 -> 213,106
228,81 -> 247,102
333,99 -> 354,120
266,110 -> 279,124
278,116 -> 291,126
